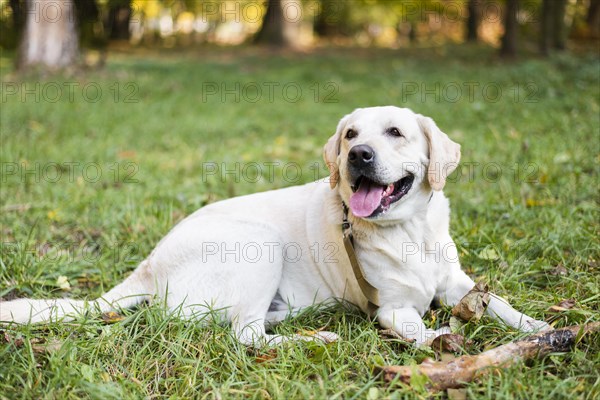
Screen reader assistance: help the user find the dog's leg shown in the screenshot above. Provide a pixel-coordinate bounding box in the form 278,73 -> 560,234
1,260 -> 153,324
378,306 -> 449,346
265,309 -> 296,328
439,269 -> 551,332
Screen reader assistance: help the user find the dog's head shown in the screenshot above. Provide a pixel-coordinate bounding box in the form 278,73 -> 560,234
323,106 -> 460,221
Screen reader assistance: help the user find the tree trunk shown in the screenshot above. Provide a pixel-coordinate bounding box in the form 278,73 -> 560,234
254,0 -> 302,47
466,0 -> 480,42
551,0 -> 567,50
106,0 -> 131,40
540,0 -> 567,55
540,0 -> 553,55
9,0 -> 26,34
500,0 -> 519,58
254,0 -> 287,46
315,0 -> 339,37
588,0 -> 600,38
18,0 -> 79,70
77,0 -> 102,47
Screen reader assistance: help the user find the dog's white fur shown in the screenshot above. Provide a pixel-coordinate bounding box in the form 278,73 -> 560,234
0,106 -> 550,345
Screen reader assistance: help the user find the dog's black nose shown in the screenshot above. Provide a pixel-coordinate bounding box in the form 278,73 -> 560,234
348,145 -> 375,167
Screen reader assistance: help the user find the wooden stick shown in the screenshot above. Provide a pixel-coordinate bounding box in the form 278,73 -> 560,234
377,322 -> 599,390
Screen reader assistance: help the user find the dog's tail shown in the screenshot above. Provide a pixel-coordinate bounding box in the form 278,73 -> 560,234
0,260 -> 154,324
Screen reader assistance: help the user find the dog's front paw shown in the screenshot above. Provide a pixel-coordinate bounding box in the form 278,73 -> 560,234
521,319 -> 552,333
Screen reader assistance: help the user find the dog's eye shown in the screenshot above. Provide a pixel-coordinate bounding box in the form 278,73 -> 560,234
387,127 -> 404,138
345,129 -> 358,139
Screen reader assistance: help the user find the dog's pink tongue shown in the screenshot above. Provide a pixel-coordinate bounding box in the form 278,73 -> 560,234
349,179 -> 385,217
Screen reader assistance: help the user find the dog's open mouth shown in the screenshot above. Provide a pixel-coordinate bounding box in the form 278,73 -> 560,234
349,174 -> 415,218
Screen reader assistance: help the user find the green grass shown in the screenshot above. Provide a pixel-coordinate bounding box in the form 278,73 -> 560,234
1,44 -> 599,399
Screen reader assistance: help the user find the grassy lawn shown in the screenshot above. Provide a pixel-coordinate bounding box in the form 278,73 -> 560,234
1,45 -> 598,398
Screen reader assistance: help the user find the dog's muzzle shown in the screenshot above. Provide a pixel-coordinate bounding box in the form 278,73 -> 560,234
346,145 -> 415,218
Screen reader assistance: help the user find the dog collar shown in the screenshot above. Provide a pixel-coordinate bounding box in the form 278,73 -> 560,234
341,202 -> 380,316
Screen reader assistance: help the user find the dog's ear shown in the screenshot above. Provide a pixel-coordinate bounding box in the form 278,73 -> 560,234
323,114 -> 350,189
417,115 -> 461,191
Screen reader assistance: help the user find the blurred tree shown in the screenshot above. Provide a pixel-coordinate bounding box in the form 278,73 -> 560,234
9,0 -> 26,36
314,0 -> 351,37
500,0 -> 519,57
466,0 -> 481,41
540,0 -> 567,54
18,0 -> 79,70
77,0 -> 104,48
1,0 -> 27,49
106,0 -> 132,40
254,0 -> 288,46
587,0 -> 600,38
254,0 -> 284,45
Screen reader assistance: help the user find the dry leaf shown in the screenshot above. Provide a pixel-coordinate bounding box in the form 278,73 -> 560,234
101,311 -> 125,323
379,328 -> 415,344
549,264 -> 568,276
451,282 -> 490,322
558,299 -> 576,308
255,348 -> 278,364
56,276 -> 71,291
379,329 -> 403,340
117,150 -> 137,159
547,299 -> 576,313
449,316 -> 464,333
478,247 -> 499,261
447,388 -> 468,400
430,334 -> 470,356
32,338 -> 62,354
0,330 -> 10,344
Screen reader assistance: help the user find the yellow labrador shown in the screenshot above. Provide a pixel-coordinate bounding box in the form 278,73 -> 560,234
0,106 -> 550,345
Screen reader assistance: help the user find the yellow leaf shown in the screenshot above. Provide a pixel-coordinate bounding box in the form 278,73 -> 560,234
274,135 -> 287,146
101,311 -> 125,324
56,276 -> 71,291
47,209 -> 61,221
478,247 -> 499,260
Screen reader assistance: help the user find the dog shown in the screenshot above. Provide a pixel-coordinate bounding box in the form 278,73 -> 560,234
0,106 -> 550,346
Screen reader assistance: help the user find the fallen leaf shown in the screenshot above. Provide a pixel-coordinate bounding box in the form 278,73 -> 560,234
255,348 -> 278,363
548,299 -> 577,313
379,328 -> 415,345
56,276 -> 71,291
478,247 -> 499,261
32,338 -> 62,354
430,334 -> 471,357
549,264 -> 568,276
366,387 -> 381,400
379,329 -> 402,340
117,150 -> 137,159
47,209 -> 61,222
447,388 -> 468,400
449,316 -> 464,333
101,311 -> 125,323
451,282 -> 490,322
